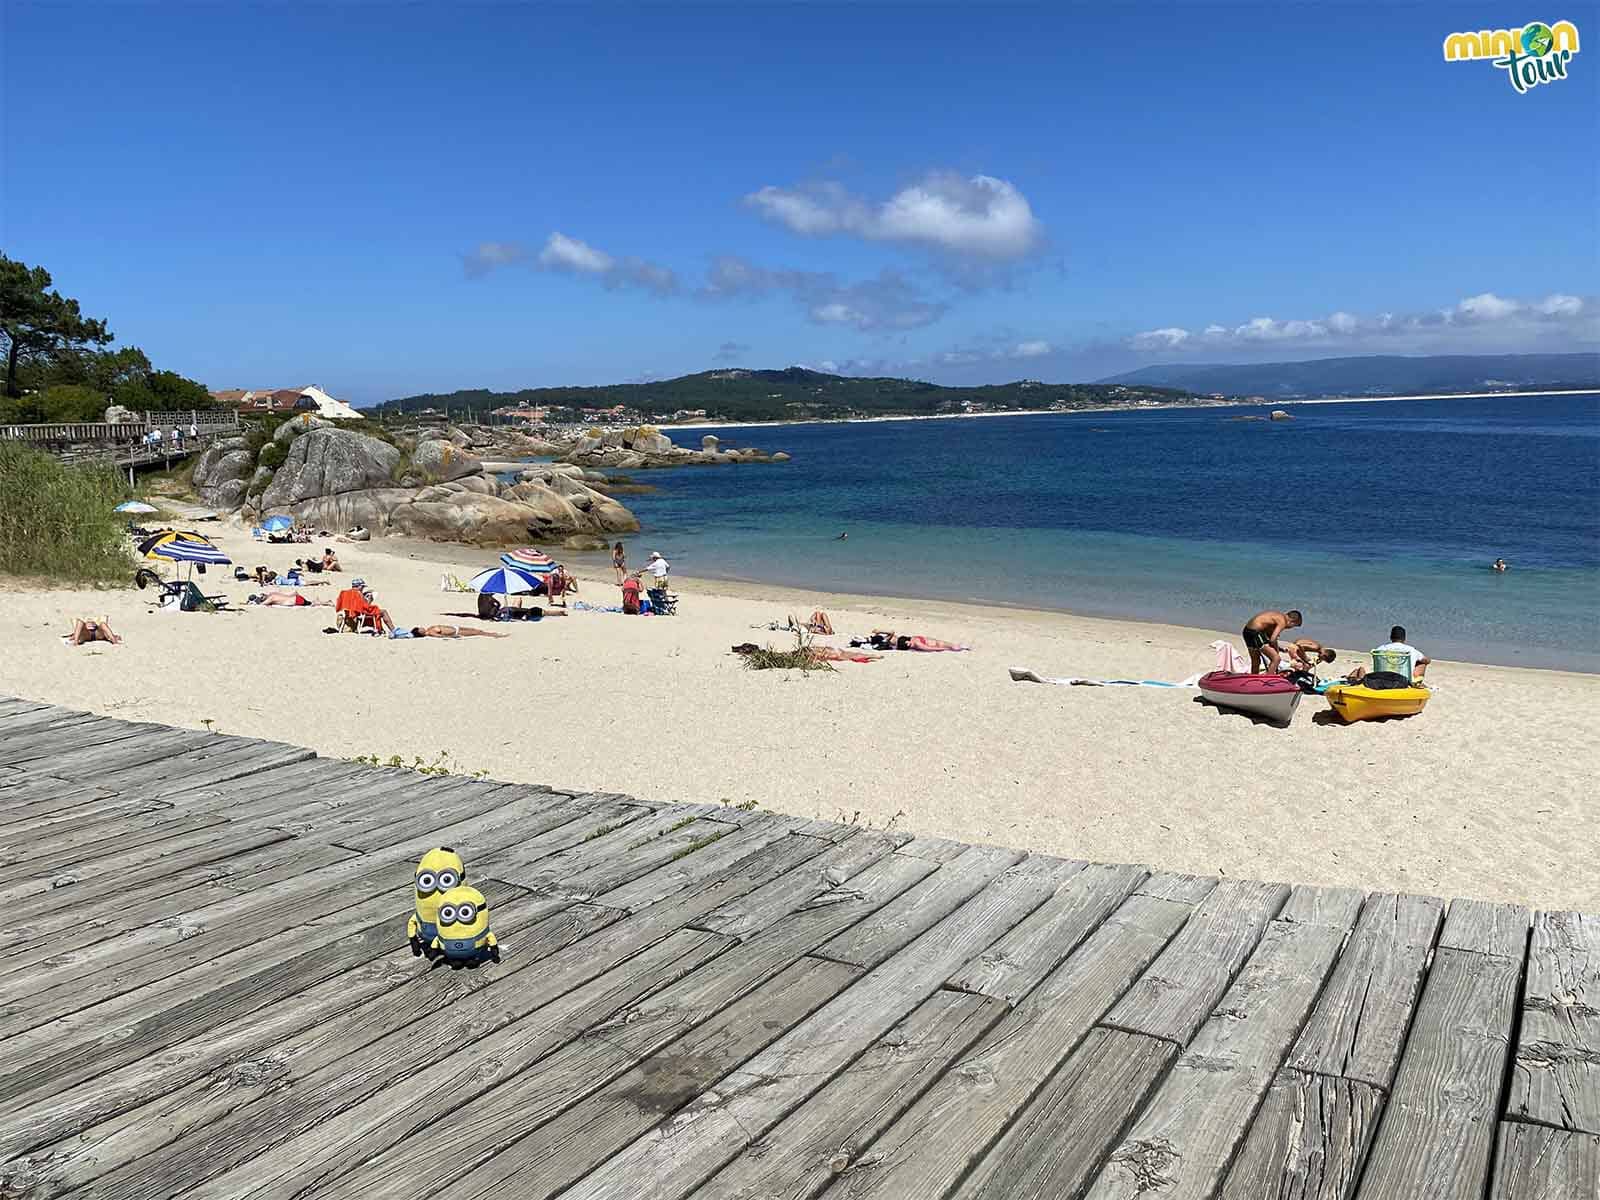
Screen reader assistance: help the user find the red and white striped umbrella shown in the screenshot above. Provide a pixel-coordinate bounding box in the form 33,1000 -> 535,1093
499,547 -> 557,574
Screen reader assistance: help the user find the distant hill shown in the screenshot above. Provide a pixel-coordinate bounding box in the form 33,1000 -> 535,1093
1099,353 -> 1600,399
371,368 -> 1194,423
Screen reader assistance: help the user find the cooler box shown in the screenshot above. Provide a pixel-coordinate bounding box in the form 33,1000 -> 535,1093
1371,649 -> 1411,679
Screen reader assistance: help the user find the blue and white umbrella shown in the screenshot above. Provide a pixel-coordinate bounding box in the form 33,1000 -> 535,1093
261,515 -> 293,533
114,500 -> 159,515
468,564 -> 544,595
138,530 -> 232,566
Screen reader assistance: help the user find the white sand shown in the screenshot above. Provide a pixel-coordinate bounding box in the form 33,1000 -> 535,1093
4,519 -> 1596,910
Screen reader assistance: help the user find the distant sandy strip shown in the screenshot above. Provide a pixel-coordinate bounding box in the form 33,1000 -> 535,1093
662,388 -> 1595,430
4,519 -> 1596,910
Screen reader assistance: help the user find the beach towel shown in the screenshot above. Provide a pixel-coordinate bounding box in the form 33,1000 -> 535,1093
1210,639 -> 1251,673
1009,668 -> 1193,689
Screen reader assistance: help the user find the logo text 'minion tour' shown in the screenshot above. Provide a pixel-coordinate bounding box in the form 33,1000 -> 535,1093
1443,20 -> 1581,92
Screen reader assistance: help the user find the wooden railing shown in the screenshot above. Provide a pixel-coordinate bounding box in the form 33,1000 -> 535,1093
0,409 -> 240,445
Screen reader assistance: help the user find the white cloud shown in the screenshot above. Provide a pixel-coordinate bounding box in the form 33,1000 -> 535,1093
702,256 -> 946,332
1130,292 -> 1596,354
533,232 -> 678,295
538,233 -> 614,275
745,171 -> 1043,261
461,241 -> 529,277
1455,292 -> 1520,321
1011,340 -> 1054,358
1536,294 -> 1583,317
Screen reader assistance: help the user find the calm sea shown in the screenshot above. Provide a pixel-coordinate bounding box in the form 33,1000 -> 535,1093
616,393 -> 1599,672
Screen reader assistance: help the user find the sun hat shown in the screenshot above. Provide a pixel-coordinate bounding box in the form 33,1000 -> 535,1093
648,551 -> 662,559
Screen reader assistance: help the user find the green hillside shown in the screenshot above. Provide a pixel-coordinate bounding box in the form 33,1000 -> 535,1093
370,368 -> 1195,423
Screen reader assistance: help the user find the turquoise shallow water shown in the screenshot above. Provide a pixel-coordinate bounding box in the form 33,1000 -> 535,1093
612,393 -> 1600,672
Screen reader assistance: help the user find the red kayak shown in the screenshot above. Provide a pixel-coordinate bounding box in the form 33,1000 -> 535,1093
1197,671 -> 1303,725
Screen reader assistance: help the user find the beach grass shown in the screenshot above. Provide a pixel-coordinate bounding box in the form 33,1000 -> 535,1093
0,442 -> 132,585
739,630 -> 836,673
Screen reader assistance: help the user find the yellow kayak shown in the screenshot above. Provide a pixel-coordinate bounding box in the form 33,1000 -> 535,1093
1324,683 -> 1431,722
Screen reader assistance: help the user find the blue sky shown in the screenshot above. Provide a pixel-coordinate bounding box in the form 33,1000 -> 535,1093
4,2 -> 1597,402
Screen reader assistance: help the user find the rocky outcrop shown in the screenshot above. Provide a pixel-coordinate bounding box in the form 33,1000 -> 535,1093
104,404 -> 140,425
273,413 -> 333,443
565,425 -> 789,470
260,429 -> 401,508
1269,410 -> 1293,421
412,438 -> 483,483
191,437 -> 255,509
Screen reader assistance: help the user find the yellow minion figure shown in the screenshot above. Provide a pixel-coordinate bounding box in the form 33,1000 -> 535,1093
407,847 -> 465,958
430,885 -> 499,966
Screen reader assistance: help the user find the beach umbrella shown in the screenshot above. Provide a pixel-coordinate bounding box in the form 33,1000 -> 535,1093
467,564 -> 543,595
261,515 -> 293,533
499,547 -> 556,574
139,530 -> 232,580
114,501 -> 159,515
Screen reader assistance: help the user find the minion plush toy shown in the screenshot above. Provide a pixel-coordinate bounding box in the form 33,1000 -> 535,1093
407,848 -> 465,958
430,885 -> 499,966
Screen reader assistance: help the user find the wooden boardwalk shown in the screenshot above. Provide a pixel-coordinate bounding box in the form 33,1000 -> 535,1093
0,696 -> 1594,1200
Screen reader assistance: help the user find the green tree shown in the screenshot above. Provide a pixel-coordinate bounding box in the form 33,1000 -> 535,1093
0,255 -> 113,398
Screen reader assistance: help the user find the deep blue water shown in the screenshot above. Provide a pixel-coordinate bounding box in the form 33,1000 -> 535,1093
614,394 -> 1599,671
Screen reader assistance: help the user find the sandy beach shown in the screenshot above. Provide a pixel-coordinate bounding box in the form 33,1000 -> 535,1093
4,518 -> 1596,911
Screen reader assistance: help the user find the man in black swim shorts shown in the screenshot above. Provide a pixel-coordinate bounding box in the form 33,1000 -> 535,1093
1241,609 -> 1302,674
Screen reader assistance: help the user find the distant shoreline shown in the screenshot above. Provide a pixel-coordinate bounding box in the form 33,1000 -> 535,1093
659,388 -> 1596,431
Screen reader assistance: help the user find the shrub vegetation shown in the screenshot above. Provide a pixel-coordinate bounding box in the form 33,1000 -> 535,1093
0,442 -> 131,583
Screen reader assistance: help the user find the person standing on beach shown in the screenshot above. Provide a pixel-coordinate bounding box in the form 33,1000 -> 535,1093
612,541 -> 626,584
1242,609 -> 1301,674
646,551 -> 670,583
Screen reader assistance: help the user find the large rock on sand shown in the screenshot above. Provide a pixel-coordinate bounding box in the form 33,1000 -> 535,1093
260,428 -> 401,508
192,439 -> 255,509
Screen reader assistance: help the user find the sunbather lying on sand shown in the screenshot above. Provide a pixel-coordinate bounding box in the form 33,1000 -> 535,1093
67,617 -> 121,645
410,625 -> 509,639
249,590 -> 330,607
862,630 -> 970,652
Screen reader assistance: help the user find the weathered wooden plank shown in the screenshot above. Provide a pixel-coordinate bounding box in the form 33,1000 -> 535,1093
15,927 -> 730,1200
963,1027 -> 1177,1200
894,835 -> 968,862
62,738 -> 316,796
1353,946 -> 1522,1200
693,990 -> 1004,1200
143,755 -> 370,808
321,779 -> 562,851
1490,1121 -> 1600,1200
946,861 -> 1143,1002
0,895 -> 617,1170
13,837 -> 355,951
689,831 -> 907,940
1288,891 -> 1445,1091
591,815 -> 816,912
1220,1069 -> 1386,1200
550,853 -> 1096,1200
1102,877 -> 1290,1045
0,722 -> 211,769
1083,891 -> 1362,1200
69,834 -> 833,1200
327,957 -> 867,1200
3,819 -> 294,919
1439,896 -> 1532,960
1134,871 -> 1218,904
0,793 -> 170,844
0,871 -> 413,1085
183,834 -> 922,1200
488,805 -> 741,895
0,775 -> 119,820
821,888 -> 1198,1199
812,844 -> 1025,969
0,808 -> 226,874
1509,910 -> 1600,1135
0,786 -> 597,1054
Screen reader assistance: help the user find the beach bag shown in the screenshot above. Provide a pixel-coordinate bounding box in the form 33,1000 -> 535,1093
1362,671 -> 1410,691
1371,649 -> 1412,678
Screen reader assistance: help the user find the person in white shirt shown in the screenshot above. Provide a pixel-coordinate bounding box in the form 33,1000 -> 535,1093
645,551 -> 670,582
1358,625 -> 1430,683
